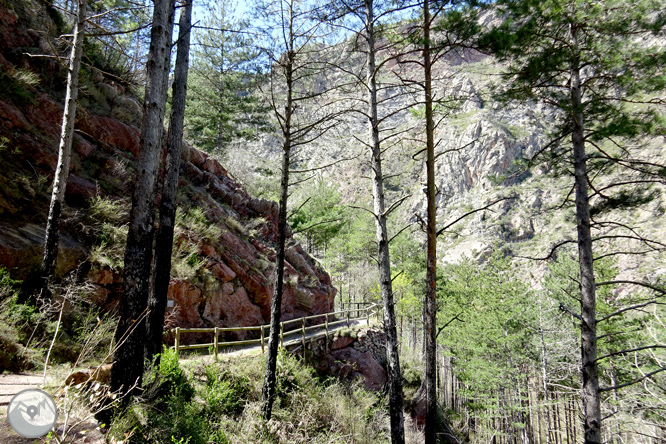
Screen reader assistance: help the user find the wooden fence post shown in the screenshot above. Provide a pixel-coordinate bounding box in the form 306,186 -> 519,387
366,307 -> 370,326
214,327 -> 218,361
301,318 -> 306,350
175,327 -> 180,357
280,322 -> 284,348
325,313 -> 329,352
260,325 -> 265,354
346,309 -> 350,328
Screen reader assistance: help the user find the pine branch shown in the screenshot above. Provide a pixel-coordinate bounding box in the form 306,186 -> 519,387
599,367 -> 666,392
596,280 -> 666,295
292,219 -> 342,235
436,196 -> 510,237
596,345 -> 666,363
559,303 -> 583,321
383,194 -> 412,218
436,312 -> 464,339
597,300 -> 666,323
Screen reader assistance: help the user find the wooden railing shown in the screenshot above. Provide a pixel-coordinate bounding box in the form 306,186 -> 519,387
339,301 -> 377,315
173,303 -> 379,359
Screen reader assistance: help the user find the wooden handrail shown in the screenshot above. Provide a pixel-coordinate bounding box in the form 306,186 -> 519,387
173,303 -> 379,357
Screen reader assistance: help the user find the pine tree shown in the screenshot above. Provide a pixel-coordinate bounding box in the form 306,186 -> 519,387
145,0 -> 193,363
481,1 -> 666,442
256,0 -> 344,421
108,0 -> 175,405
185,0 -> 267,155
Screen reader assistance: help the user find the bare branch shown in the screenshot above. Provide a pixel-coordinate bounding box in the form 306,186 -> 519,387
596,345 -> 666,363
596,280 -> 666,295
436,312 -> 464,339
559,303 -> 583,321
597,300 -> 666,323
599,367 -> 666,392
383,194 -> 412,218
292,219 -> 342,235
437,197 -> 510,237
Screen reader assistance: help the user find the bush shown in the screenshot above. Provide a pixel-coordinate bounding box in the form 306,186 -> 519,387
111,349 -> 212,444
0,325 -> 34,373
202,364 -> 251,417
0,69 -> 37,105
401,358 -> 422,389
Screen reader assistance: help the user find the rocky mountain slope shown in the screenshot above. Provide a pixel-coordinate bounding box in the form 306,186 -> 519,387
234,24 -> 666,285
0,0 -> 335,337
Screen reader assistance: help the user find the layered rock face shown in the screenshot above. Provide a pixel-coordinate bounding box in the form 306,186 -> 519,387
312,327 -> 387,391
0,0 -> 335,335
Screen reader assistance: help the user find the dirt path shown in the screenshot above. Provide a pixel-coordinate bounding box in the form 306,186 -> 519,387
0,372 -> 105,444
0,372 -> 50,443
0,373 -> 46,407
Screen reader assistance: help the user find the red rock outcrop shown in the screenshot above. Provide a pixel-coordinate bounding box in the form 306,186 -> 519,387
313,327 -> 388,391
0,0 -> 336,342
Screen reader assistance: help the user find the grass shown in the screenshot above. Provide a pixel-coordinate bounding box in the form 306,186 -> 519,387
110,349 -> 393,444
86,196 -> 129,270
0,68 -> 37,106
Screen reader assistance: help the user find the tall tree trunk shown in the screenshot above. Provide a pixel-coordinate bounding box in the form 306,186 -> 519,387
364,0 -> 405,442
217,34 -> 225,153
145,0 -> 193,363
109,0 -> 175,401
423,1 -> 438,441
39,0 -> 87,305
570,33 -> 601,444
261,0 -> 293,423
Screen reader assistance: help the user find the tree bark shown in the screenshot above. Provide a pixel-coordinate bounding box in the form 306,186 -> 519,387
364,0 -> 405,442
39,0 -> 87,305
570,30 -> 602,444
145,0 -> 193,364
423,1 -> 438,442
261,0 -> 293,423
109,0 -> 175,401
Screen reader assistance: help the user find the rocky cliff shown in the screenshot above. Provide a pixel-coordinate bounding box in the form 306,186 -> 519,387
237,25 -> 665,277
0,0 -> 335,336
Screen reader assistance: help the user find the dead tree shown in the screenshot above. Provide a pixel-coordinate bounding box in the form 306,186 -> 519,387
39,0 -> 88,305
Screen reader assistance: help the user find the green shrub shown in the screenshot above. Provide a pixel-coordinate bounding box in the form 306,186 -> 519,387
176,207 -> 222,242
201,365 -> 250,417
401,358 -> 422,389
114,349 -> 205,444
155,348 -> 195,400
0,270 -> 41,372
0,267 -> 21,302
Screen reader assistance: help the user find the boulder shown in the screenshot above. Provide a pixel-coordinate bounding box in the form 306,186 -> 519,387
210,261 -> 236,282
330,333 -> 355,350
0,223 -> 87,280
0,100 -> 29,129
65,174 -> 97,206
168,279 -> 205,327
327,348 -> 387,391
